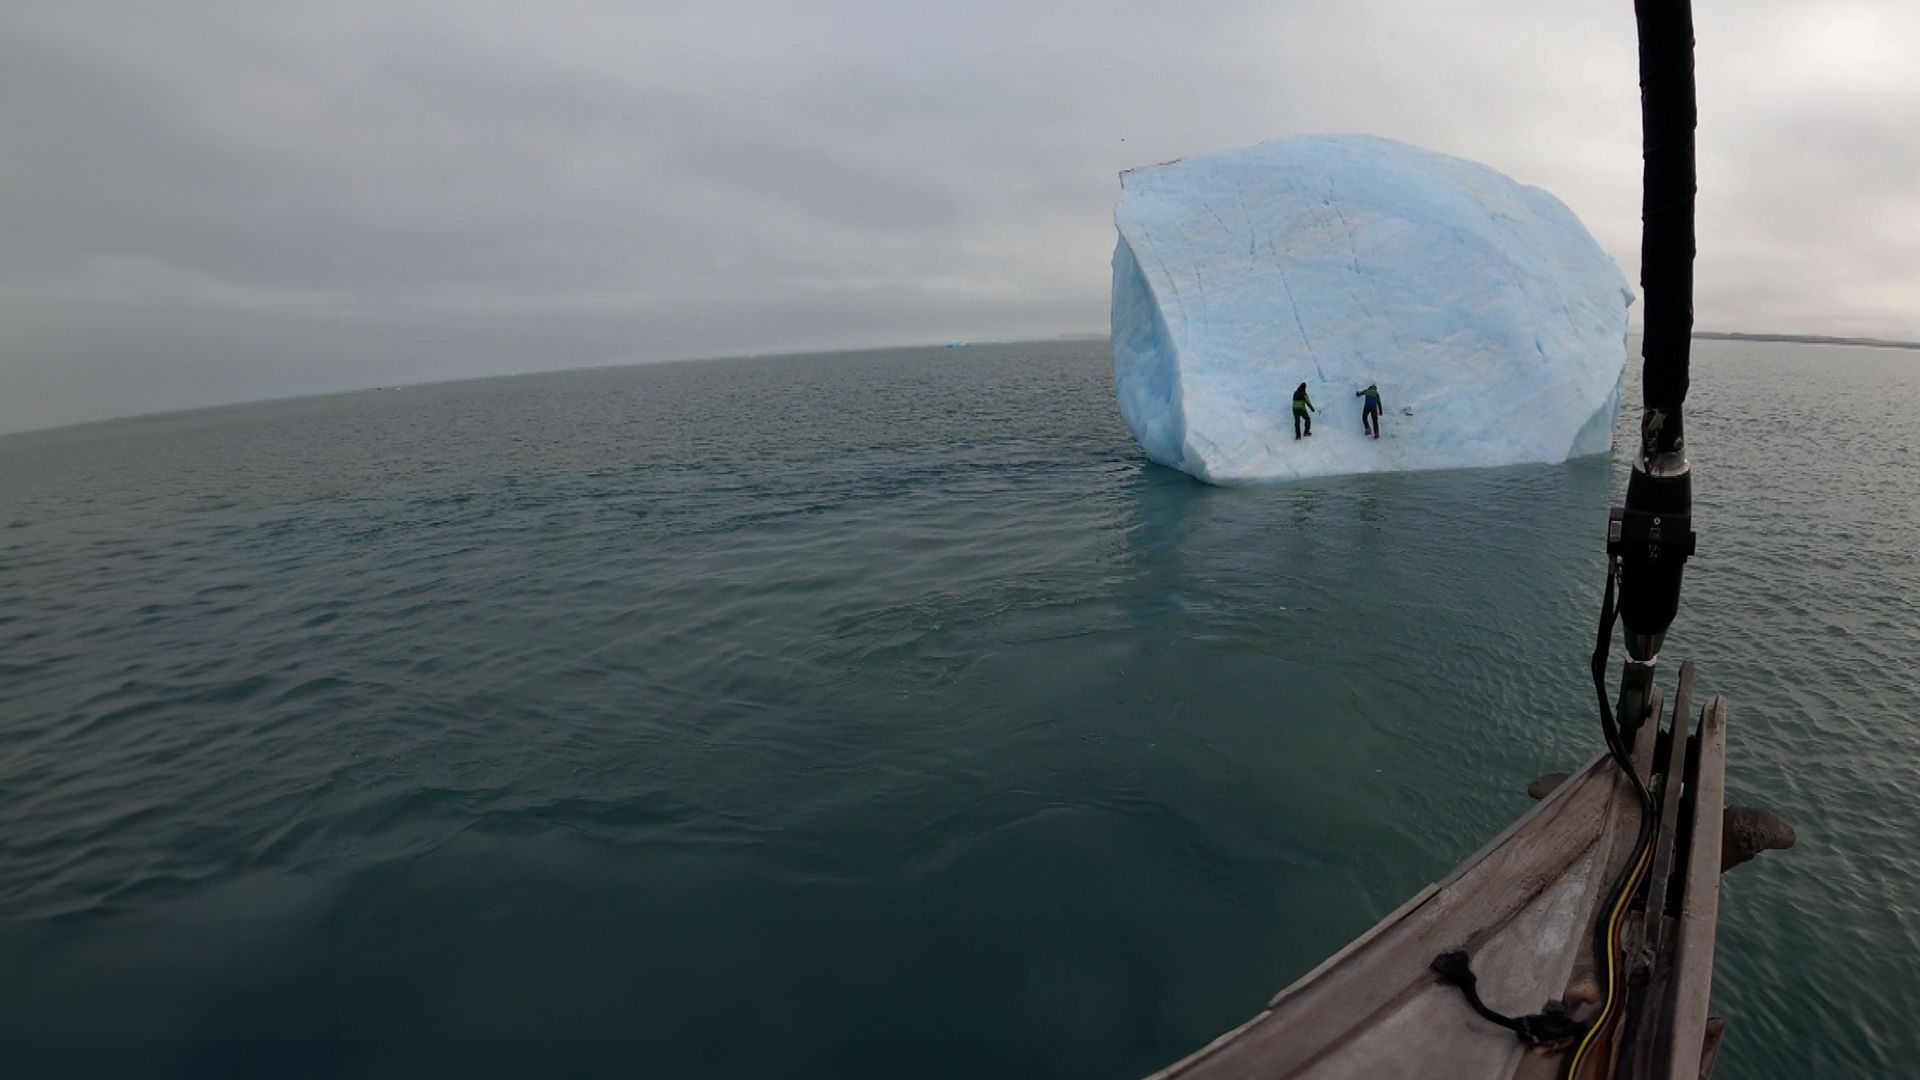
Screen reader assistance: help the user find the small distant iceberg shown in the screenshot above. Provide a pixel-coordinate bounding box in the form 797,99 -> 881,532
1111,134 -> 1633,484
944,340 -> 970,349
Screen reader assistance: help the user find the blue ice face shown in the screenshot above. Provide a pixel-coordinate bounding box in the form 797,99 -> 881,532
1112,134 -> 1633,484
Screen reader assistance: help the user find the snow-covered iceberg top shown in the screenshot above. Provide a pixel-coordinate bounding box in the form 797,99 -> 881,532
1111,134 -> 1633,484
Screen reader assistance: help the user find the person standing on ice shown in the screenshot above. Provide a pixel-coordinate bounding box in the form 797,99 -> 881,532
1291,383 -> 1316,439
1356,383 -> 1383,439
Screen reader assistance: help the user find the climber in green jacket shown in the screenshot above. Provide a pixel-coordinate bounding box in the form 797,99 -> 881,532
1292,383 -> 1316,439
1356,383 -> 1383,439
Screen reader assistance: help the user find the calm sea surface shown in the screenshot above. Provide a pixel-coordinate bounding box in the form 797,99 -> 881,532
1,339 -> 1914,1078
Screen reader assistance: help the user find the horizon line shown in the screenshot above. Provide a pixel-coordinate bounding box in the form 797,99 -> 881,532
4,328 -> 1914,441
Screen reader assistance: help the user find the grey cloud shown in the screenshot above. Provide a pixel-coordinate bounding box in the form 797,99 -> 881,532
2,0 -> 1915,434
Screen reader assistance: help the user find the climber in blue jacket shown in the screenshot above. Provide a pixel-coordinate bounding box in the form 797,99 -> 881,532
1356,383 -> 1383,439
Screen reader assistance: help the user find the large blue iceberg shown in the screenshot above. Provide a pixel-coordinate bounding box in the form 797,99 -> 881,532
1111,134 -> 1633,484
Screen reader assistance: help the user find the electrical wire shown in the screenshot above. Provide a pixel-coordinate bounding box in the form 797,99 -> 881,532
1563,560 -> 1658,1080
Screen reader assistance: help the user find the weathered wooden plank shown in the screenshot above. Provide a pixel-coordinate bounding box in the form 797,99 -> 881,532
1158,716 -> 1676,1080
1595,693 -> 1664,1079
1145,676 -> 1722,1080
1264,884 -> 1441,1010
1658,696 -> 1726,1080
1635,687 -> 1664,780
1697,1017 -> 1725,1078
1643,663 -> 1695,957
1623,662 -> 1696,1077
1512,687 -> 1666,1076
1435,749 -> 1607,891
1299,851 -> 1603,1080
1150,758 -> 1620,1079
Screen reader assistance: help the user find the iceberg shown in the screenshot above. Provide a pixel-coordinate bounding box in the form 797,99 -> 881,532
1111,134 -> 1633,484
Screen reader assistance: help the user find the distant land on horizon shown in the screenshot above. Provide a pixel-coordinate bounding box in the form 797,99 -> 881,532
1054,329 -> 1920,350
1691,330 -> 1920,351
6,328 -> 1916,440
1052,328 -> 1920,349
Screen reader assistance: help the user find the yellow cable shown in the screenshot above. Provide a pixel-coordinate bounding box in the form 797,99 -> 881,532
1564,771 -> 1656,1080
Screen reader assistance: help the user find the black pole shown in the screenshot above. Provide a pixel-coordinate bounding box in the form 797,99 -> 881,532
1635,0 -> 1697,438
1608,0 -> 1699,723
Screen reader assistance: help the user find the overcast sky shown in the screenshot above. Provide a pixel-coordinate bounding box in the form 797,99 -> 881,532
3,0 -> 1915,434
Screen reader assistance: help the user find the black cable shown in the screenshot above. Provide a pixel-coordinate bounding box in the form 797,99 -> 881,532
1430,562 -> 1661,1071
1563,560 -> 1658,1079
1429,950 -> 1585,1045
1591,561 -> 1631,770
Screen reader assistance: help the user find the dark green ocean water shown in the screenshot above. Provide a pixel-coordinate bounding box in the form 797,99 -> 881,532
1,339 -> 1914,1078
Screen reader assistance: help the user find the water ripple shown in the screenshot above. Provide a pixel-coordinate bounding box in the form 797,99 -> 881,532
0,341 -> 1914,1077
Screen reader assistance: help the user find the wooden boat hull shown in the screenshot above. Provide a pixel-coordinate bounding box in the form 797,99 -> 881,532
1147,664 -> 1727,1080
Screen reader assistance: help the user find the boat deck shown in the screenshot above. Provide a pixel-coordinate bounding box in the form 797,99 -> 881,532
1146,662 -> 1728,1080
